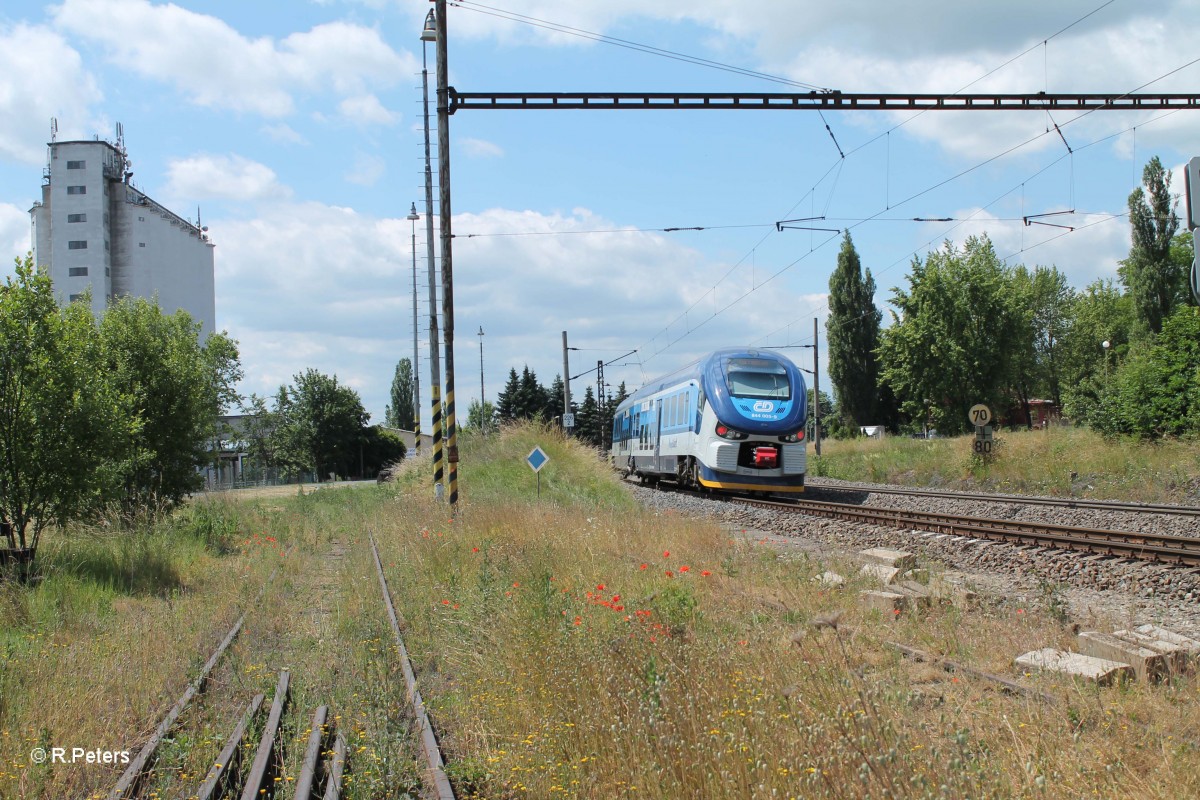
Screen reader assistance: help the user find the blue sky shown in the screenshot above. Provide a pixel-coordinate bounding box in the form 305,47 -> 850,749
2,0 -> 1198,429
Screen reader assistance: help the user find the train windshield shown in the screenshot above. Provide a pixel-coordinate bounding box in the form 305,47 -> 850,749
725,358 -> 791,400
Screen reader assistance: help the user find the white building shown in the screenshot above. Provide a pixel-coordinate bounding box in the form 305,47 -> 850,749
29,135 -> 216,338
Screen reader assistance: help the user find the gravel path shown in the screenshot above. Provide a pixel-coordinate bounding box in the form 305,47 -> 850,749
629,479 -> 1200,638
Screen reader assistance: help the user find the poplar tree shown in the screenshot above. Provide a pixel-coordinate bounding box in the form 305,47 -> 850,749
385,358 -> 415,430
1120,156 -> 1184,334
826,232 -> 882,429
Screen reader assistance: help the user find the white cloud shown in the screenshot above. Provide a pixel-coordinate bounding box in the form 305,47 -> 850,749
338,94 -> 399,126
0,22 -> 103,164
460,137 -> 504,158
165,154 -> 291,202
0,203 -> 32,265
212,202 -> 821,421
261,123 -> 307,145
52,0 -> 416,117
344,153 -> 386,187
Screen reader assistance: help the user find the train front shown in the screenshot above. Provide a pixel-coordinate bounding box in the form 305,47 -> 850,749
698,349 -> 808,493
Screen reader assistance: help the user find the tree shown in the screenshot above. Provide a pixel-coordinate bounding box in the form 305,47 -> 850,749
385,358 -> 416,430
1091,306 -> 1200,438
360,425 -> 406,475
0,257 -> 125,562
1059,280 -> 1136,426
496,368 -> 521,422
576,386 -> 600,446
826,231 -> 882,428
877,236 -> 1022,434
100,296 -> 241,518
466,399 -> 497,432
1009,265 -> 1074,424
1119,156 -> 1184,335
281,369 -> 370,480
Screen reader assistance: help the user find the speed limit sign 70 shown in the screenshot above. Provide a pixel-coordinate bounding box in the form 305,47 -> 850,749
968,404 -> 991,427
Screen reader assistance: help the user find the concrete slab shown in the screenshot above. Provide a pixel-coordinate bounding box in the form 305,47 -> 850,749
816,570 -> 846,587
1015,648 -> 1134,685
860,589 -> 908,616
859,548 -> 917,570
1112,630 -> 1189,674
1077,631 -> 1169,682
860,563 -> 901,585
1133,624 -> 1200,657
902,568 -> 930,585
889,584 -> 932,609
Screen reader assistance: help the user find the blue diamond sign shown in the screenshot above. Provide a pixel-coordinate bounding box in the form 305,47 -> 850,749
526,446 -> 550,473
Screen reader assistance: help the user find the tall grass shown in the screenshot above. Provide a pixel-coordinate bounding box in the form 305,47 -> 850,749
372,423 -> 1200,799
812,426 -> 1200,503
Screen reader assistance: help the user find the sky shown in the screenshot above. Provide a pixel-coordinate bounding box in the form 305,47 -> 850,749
2,0 -> 1200,430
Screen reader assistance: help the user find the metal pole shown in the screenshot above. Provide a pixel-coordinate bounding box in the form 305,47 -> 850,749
813,317 -> 821,457
562,331 -> 571,433
409,205 -> 420,457
421,21 -> 443,500
478,326 -> 485,433
435,0 -> 459,509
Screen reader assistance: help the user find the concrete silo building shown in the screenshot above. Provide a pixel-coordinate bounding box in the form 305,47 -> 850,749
29,128 -> 216,338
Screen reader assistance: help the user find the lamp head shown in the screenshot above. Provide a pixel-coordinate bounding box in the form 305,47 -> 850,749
420,9 -> 437,42
407,202 -> 419,222
1102,340 -> 1111,350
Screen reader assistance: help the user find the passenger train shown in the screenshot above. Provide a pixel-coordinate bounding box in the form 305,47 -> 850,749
610,348 -> 808,493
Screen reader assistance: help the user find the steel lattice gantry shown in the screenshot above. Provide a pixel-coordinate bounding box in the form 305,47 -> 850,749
447,90 -> 1200,113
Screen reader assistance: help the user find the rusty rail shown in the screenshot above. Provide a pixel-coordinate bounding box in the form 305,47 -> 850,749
239,669 -> 290,800
193,693 -> 265,800
370,533 -> 456,800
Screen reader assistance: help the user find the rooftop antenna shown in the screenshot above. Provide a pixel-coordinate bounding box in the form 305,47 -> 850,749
115,121 -> 124,150
50,117 -> 57,142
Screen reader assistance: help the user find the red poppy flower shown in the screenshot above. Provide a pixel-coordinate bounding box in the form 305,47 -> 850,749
573,616 -> 582,626
662,550 -> 670,558
679,565 -> 690,573
639,563 -> 647,570
700,570 -> 711,577
665,571 -> 674,578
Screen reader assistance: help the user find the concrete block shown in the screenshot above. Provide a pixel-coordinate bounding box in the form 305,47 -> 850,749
928,579 -> 979,610
816,570 -> 846,587
1077,631 -> 1169,682
1133,624 -> 1200,657
860,589 -> 907,615
902,568 -> 931,585
1015,648 -> 1134,685
860,563 -> 901,585
859,548 -> 917,570
889,583 -> 932,609
1112,630 -> 1189,674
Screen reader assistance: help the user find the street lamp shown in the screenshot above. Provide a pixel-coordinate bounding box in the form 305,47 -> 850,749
407,202 -> 421,457
1102,340 -> 1111,384
420,10 -> 444,499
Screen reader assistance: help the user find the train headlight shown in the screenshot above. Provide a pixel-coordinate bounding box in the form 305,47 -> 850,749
778,431 -> 805,443
715,423 -> 747,440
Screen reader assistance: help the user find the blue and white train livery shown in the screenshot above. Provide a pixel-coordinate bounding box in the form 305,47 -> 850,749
611,348 -> 808,493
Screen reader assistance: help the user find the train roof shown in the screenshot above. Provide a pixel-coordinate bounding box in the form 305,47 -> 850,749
618,347 -> 800,408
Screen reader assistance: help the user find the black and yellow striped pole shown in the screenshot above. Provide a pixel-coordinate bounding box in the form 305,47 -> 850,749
420,10 -> 443,499
435,0 -> 460,508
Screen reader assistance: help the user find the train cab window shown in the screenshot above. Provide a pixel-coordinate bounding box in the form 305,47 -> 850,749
726,358 -> 791,399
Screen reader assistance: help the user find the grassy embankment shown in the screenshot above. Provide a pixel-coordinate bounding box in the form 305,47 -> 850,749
1,422 -> 1198,799
811,425 -> 1200,504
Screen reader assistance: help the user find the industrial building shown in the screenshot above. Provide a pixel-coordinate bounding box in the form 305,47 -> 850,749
29,129 -> 216,338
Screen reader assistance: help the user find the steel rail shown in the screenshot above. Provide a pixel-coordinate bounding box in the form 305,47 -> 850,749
370,533 -> 457,800
730,496 -> 1200,567
321,733 -> 348,800
806,479 -> 1200,517
239,669 -> 291,800
293,705 -> 329,800
107,617 -> 245,800
192,693 -> 265,800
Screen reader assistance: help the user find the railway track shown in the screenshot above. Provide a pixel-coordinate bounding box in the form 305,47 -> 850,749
805,479 -> 1200,517
729,494 -> 1200,567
